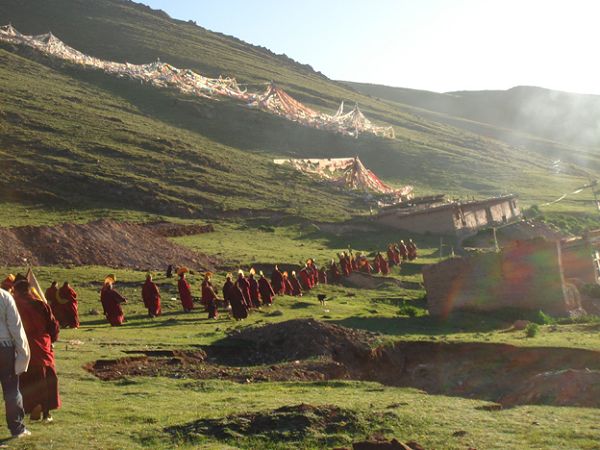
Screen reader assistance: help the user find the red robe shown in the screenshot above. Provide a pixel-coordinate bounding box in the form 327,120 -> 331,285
223,280 -> 248,320
380,257 -> 390,275
387,248 -> 396,266
14,292 -> 60,414
142,280 -> 162,317
283,277 -> 294,295
247,276 -> 261,308
407,243 -> 418,260
340,258 -> 350,277
399,243 -> 409,261
258,277 -> 275,305
373,256 -> 382,274
290,276 -> 303,296
101,286 -> 126,326
236,276 -> 252,308
329,263 -> 341,282
318,268 -> 328,284
299,268 -> 312,290
201,280 -> 218,319
58,285 -> 79,328
45,285 -> 61,324
271,269 -> 284,295
178,277 -> 194,311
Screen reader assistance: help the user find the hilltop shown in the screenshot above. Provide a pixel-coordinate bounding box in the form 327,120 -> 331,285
0,0 -> 597,225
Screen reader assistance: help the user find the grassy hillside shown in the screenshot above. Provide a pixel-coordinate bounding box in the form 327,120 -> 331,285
0,0 -> 597,224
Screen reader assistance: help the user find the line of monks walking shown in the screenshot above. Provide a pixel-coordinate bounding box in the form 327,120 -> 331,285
0,238 -> 416,431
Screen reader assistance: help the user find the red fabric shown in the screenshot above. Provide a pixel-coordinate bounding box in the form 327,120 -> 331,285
373,256 -> 382,274
271,269 -> 284,294
407,242 -> 418,260
19,364 -> 60,414
350,256 -> 358,271
247,276 -> 261,307
45,285 -> 61,323
299,269 -> 312,290
178,277 -> 194,311
329,263 -> 341,282
201,280 -> 218,318
142,280 -> 162,317
258,277 -> 275,305
340,257 -> 350,277
380,257 -> 390,275
223,280 -> 248,319
100,286 -> 126,326
399,243 -> 408,261
290,276 -> 303,296
14,292 -> 59,368
387,248 -> 396,266
58,285 -> 79,328
318,268 -> 328,284
283,277 -> 294,295
236,276 -> 252,308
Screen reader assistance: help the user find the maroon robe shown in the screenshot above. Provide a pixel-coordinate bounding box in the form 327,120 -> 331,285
58,285 -> 79,328
299,268 -> 312,290
258,276 -> 275,305
101,285 -> 126,326
178,277 -> 194,311
223,280 -> 248,320
318,268 -> 328,284
283,277 -> 294,295
271,269 -> 284,295
142,280 -> 162,317
45,285 -> 61,324
399,243 -> 409,261
387,248 -> 396,267
290,276 -> 303,296
373,256 -> 382,274
407,242 -> 418,260
247,276 -> 261,308
340,257 -> 350,277
14,292 -> 60,414
380,257 -> 390,275
201,280 -> 219,319
329,263 -> 341,283
236,276 -> 252,308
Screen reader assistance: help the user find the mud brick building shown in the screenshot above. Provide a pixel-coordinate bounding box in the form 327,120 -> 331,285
423,239 -> 583,317
376,195 -> 520,236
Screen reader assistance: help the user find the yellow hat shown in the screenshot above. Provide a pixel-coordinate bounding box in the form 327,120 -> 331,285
1,274 -> 15,290
104,274 -> 116,284
177,267 -> 189,276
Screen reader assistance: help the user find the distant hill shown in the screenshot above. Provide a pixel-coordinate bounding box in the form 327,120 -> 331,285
0,0 -> 597,224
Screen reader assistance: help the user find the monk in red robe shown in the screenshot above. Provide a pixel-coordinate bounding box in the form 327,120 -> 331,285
290,271 -> 303,297
258,271 -> 275,306
223,274 -> 247,320
271,265 -> 284,295
201,273 -> 219,319
101,276 -> 127,326
13,275 -> 60,422
247,269 -> 261,308
339,253 -> 350,277
299,266 -> 312,291
329,260 -> 341,283
380,254 -> 390,275
407,239 -> 418,261
177,269 -> 194,312
387,245 -> 397,267
318,266 -> 328,284
235,270 -> 252,308
282,272 -> 294,295
45,281 -> 61,324
141,274 -> 161,318
398,240 -> 409,261
57,282 -> 79,328
373,254 -> 382,274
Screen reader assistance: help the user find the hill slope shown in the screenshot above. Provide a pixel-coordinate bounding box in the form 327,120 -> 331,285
0,0 -> 596,224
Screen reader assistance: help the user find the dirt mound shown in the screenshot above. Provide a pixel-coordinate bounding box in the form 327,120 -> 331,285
165,403 -> 385,444
350,439 -> 425,450
86,353 -> 348,383
142,221 -> 214,237
214,319 -> 378,365
499,369 -> 600,407
0,219 -> 215,270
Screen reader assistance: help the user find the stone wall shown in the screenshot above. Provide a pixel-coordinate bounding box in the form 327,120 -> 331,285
423,239 -> 572,317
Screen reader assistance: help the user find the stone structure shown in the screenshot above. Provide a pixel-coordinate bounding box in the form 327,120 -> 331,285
376,195 -> 520,236
423,239 -> 583,317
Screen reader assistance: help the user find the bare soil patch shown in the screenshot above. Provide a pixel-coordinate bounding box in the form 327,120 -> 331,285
86,319 -> 600,408
0,219 -> 215,270
164,403 -> 394,445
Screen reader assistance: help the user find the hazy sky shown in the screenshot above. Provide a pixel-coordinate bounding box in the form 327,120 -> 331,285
142,0 -> 600,95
